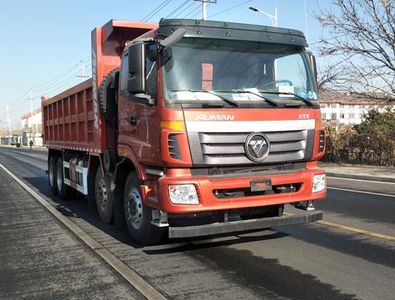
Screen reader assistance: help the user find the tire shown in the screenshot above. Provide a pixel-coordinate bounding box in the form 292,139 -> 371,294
87,163 -> 98,212
124,172 -> 164,246
98,68 -> 119,127
48,156 -> 57,195
95,168 -> 114,224
56,157 -> 72,200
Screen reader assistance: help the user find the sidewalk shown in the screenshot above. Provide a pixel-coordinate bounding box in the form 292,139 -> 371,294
0,163 -> 139,299
319,162 -> 395,183
0,144 -> 47,151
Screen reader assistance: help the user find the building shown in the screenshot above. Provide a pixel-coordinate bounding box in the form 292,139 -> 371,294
21,108 -> 43,146
319,91 -> 394,127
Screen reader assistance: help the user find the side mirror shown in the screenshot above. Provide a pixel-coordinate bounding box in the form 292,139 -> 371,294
306,51 -> 318,84
127,43 -> 145,94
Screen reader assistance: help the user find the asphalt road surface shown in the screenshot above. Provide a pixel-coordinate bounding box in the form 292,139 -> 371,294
0,146 -> 394,299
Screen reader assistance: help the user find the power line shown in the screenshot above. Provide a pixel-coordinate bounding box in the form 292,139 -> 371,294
28,56 -> 90,92
141,0 -> 172,22
183,3 -> 202,18
210,0 -> 253,18
166,0 -> 190,18
0,57 -> 91,121
173,2 -> 195,18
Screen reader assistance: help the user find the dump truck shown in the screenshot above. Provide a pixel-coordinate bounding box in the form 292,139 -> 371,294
42,19 -> 326,245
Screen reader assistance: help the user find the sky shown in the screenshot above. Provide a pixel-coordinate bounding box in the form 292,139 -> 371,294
0,0 -> 333,128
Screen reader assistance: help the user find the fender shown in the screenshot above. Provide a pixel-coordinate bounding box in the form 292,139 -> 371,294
117,143 -> 148,181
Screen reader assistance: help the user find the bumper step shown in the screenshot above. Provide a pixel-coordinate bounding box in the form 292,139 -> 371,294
168,210 -> 322,238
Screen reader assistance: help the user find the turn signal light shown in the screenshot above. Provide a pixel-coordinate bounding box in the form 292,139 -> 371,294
160,121 -> 185,131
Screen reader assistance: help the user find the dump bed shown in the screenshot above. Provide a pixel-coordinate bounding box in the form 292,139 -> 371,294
42,19 -> 156,153
42,79 -> 101,152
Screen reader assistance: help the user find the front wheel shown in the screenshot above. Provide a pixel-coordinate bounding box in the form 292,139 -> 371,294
124,172 -> 164,246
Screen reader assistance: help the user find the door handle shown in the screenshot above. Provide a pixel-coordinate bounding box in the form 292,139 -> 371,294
129,116 -> 137,126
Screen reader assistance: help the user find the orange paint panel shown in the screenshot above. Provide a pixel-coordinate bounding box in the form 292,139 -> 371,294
157,167 -> 326,213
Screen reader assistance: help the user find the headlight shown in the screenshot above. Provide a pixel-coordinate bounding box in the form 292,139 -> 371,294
312,174 -> 326,193
168,184 -> 199,204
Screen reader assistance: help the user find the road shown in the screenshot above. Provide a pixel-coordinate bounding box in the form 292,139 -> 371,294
0,146 -> 394,299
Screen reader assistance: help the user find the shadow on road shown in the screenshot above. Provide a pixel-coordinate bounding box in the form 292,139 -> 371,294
187,243 -> 358,299
278,224 -> 395,270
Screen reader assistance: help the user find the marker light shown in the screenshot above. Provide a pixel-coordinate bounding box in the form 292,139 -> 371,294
168,184 -> 199,204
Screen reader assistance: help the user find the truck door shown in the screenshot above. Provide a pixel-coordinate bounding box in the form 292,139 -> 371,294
117,43 -> 161,165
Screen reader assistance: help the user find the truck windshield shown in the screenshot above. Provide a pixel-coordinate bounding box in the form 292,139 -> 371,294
162,38 -> 317,107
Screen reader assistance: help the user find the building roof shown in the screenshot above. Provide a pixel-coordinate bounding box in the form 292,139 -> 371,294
21,107 -> 42,120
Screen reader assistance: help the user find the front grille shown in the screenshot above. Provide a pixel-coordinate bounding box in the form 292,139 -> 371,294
189,130 -> 312,166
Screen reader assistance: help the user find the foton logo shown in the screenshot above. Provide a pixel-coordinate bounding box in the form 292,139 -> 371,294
196,114 -> 235,121
299,113 -> 310,119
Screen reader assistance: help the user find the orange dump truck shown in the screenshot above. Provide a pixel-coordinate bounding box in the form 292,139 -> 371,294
42,19 -> 326,245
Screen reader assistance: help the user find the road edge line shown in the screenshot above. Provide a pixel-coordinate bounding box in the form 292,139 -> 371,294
328,186 -> 395,198
0,162 -> 167,300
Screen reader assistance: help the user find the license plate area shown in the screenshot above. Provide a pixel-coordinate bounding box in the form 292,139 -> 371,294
250,179 -> 272,192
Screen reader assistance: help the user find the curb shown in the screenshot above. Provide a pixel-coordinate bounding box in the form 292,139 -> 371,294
326,172 -> 395,183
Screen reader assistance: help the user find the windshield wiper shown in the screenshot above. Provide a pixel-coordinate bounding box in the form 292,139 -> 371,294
171,89 -> 239,107
215,90 -> 279,107
257,90 -> 314,107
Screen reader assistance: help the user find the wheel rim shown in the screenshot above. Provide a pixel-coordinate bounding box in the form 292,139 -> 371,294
49,160 -> 55,187
56,163 -> 63,193
95,176 -> 108,211
125,187 -> 143,230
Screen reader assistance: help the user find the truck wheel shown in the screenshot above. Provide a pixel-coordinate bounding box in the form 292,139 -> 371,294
124,172 -> 164,246
56,157 -> 72,200
95,168 -> 114,224
48,156 -> 57,195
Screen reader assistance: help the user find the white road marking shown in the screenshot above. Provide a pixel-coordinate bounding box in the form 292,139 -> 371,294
327,176 -> 395,185
328,186 -> 395,198
0,162 -> 166,300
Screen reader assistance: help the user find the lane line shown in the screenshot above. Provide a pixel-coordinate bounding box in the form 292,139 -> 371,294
0,162 -> 167,300
283,212 -> 395,242
327,176 -> 395,185
328,186 -> 395,198
316,220 -> 395,242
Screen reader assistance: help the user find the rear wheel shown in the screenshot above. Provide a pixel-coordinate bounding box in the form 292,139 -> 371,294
56,157 -> 72,200
124,172 -> 164,246
95,168 -> 114,224
48,156 -> 57,195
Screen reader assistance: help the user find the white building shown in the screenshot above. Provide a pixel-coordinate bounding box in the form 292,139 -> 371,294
21,108 -> 43,146
319,99 -> 393,127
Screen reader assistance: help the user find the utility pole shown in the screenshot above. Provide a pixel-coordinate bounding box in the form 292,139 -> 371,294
77,59 -> 89,82
6,105 -> 11,144
29,92 -> 35,143
80,59 -> 84,82
194,0 -> 217,20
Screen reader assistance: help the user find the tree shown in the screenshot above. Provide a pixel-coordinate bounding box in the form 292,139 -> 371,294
315,0 -> 395,100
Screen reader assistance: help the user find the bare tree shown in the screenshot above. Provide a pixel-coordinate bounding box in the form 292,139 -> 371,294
315,0 -> 395,100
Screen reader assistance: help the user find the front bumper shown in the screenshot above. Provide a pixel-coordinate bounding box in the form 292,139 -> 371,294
169,210 -> 323,238
158,168 -> 326,213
